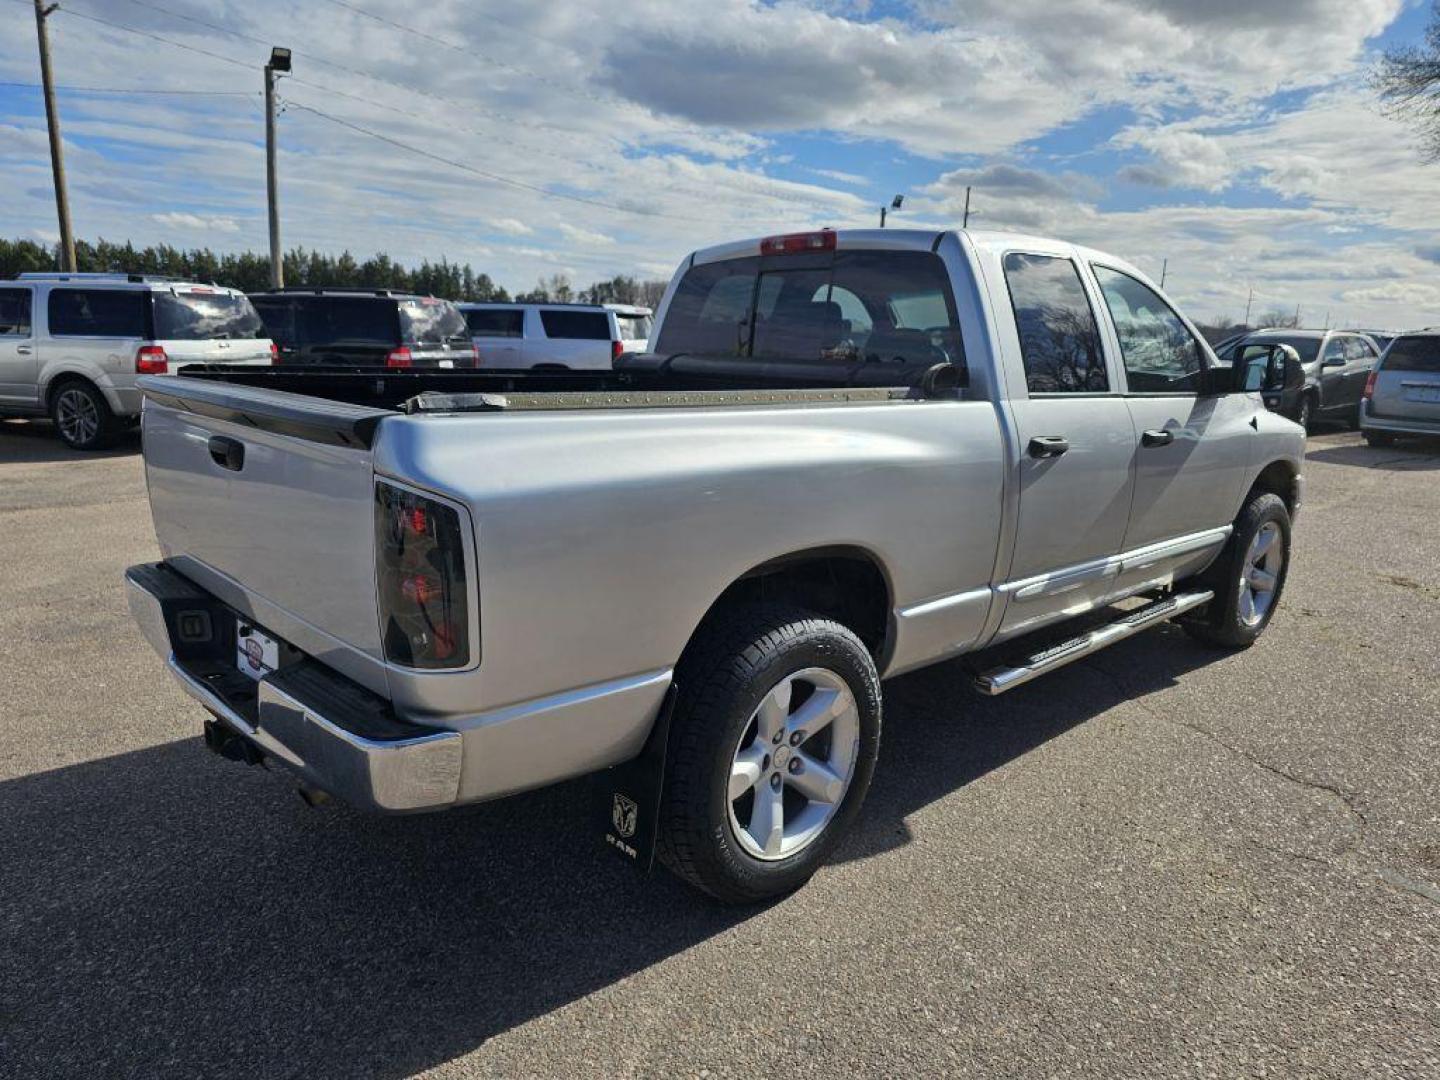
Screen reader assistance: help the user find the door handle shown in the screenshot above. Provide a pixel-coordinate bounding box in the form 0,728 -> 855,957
1028,435 -> 1070,459
207,435 -> 245,471
15,345 -> 31,355
1141,428 -> 1174,448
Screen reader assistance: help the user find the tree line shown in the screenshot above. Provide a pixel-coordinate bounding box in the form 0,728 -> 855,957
0,237 -> 668,307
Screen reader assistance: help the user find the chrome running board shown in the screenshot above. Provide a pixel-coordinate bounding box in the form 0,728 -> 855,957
974,590 -> 1214,696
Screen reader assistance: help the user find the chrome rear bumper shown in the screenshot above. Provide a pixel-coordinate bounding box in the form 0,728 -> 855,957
125,563 -> 461,812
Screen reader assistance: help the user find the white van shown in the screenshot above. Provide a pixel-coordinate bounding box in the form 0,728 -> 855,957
0,273 -> 274,449
459,302 -> 652,370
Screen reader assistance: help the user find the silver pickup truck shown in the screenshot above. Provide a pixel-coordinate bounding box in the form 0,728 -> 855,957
126,228 -> 1304,903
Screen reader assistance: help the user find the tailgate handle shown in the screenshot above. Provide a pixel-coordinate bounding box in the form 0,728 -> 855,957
207,435 -> 245,471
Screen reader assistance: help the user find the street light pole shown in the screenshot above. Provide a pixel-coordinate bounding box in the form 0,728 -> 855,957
33,0 -> 76,271
962,186 -> 972,229
264,47 -> 291,289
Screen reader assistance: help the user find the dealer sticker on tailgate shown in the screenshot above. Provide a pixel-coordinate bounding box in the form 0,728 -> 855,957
236,621 -> 280,681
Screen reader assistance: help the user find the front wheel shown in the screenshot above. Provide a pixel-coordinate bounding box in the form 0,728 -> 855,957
658,604 -> 881,904
1183,492 -> 1291,648
1294,394 -> 1314,432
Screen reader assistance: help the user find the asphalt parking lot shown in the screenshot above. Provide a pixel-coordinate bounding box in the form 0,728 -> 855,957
1,417 -> 1437,1079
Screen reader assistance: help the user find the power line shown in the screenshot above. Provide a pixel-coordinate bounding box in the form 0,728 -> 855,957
0,79 -> 255,97
283,98 -> 718,223
45,3 -> 256,72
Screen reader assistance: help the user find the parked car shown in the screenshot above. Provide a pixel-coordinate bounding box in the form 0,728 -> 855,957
459,301 -> 642,369
249,289 -> 476,369
1215,328 -> 1381,429
125,228 -> 1303,903
1360,330 -> 1440,446
0,272 -> 273,450
606,303 -> 653,354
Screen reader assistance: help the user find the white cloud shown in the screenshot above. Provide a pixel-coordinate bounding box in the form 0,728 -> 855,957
487,217 -> 534,236
557,222 -> 617,246
151,212 -> 241,234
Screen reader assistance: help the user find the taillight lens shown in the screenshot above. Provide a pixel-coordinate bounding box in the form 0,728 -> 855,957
611,338 -> 623,363
269,342 -> 280,364
376,483 -> 471,669
386,346 -> 413,368
1363,370 -> 1378,399
136,344 -> 169,374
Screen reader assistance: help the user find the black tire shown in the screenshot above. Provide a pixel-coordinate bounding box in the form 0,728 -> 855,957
657,603 -> 882,904
49,379 -> 120,450
1294,393 -> 1314,432
1182,491 -> 1291,649
1364,430 -> 1397,447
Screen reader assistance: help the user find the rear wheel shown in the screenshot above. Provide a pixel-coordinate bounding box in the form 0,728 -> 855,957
50,380 -> 120,451
1364,430 -> 1397,447
658,604 -> 881,904
1183,492 -> 1291,649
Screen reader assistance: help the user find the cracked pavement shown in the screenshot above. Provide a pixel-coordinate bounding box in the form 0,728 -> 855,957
1,419 -> 1437,1079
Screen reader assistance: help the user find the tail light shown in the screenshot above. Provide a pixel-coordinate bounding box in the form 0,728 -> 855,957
269,342 -> 280,364
611,338 -> 623,363
760,229 -> 836,256
386,346 -> 413,368
375,483 -> 471,669
135,344 -> 169,374
470,343 -> 481,367
1362,370 -> 1378,399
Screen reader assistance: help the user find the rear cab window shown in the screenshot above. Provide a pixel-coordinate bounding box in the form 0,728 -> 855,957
466,308 -> 524,338
1001,253 -> 1107,393
1381,336 -> 1440,372
655,250 -> 963,378
48,288 -> 148,337
539,309 -> 611,340
152,289 -> 266,341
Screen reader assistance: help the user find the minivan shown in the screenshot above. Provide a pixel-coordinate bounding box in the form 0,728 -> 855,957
1360,331 -> 1440,446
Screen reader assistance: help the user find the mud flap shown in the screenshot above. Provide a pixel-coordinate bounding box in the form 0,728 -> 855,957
596,682 -> 677,874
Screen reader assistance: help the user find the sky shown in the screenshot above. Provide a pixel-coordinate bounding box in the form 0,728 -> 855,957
2,0 -> 1439,328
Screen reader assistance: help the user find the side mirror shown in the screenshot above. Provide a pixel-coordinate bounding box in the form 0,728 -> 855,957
1232,343 -> 1301,394
1321,354 -> 1346,368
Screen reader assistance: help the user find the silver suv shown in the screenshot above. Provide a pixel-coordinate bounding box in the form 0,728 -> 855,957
460,301 -> 652,370
0,273 -> 274,449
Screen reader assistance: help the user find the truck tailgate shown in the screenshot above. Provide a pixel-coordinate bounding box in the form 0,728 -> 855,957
138,376 -> 393,692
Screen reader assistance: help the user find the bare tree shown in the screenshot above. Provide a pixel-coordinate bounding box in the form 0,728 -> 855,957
1373,2 -> 1440,160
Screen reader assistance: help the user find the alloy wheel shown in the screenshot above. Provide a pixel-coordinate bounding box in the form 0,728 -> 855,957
55,388 -> 99,447
727,667 -> 860,861
1238,522 -> 1284,628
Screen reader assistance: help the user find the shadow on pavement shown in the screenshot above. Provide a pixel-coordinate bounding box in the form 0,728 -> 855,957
0,419 -> 141,463
0,626 -> 1217,1078
1305,438 -> 1440,471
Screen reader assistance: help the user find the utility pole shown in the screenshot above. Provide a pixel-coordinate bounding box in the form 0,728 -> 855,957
962,186 -> 972,229
33,0 -> 75,272
879,205 -> 887,228
1160,258 -> 1168,288
264,47 -> 291,288
1243,286 -> 1254,328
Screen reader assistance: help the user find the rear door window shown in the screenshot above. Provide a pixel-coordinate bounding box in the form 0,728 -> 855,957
1002,253 -> 1107,393
48,288 -> 148,337
0,288 -> 31,336
152,290 -> 265,340
1381,337 -> 1440,372
466,308 -> 524,338
539,310 -> 611,340
614,313 -> 653,340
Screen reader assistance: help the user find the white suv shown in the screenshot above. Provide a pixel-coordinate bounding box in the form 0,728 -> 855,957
0,273 -> 274,449
459,301 -> 652,370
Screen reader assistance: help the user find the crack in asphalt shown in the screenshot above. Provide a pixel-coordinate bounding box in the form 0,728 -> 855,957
1377,868 -> 1440,908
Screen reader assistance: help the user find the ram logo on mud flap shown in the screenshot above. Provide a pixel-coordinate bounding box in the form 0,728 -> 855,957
611,793 -> 639,839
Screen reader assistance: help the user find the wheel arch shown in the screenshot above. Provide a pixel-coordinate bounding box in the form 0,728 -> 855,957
43,369 -> 106,411
681,545 -> 895,665
1246,458 -> 1301,518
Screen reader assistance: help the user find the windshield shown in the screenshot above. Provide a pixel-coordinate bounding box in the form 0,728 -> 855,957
615,313 -> 653,340
1382,336 -> 1440,372
655,250 -> 962,374
399,298 -> 470,345
1251,335 -> 1321,364
152,290 -> 265,340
